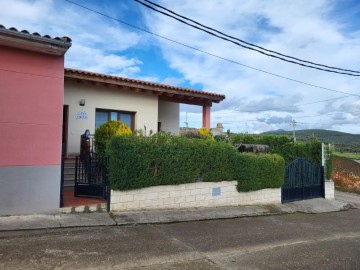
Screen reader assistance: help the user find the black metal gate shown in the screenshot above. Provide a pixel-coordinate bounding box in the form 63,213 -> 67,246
282,158 -> 324,203
74,154 -> 108,200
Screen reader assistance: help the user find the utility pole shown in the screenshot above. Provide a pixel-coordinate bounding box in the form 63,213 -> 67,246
289,120 -> 300,142
184,112 -> 189,130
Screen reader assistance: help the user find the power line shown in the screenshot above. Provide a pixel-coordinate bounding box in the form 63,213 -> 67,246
134,0 -> 360,76
63,0 -> 360,98
140,0 -> 360,75
295,109 -> 360,119
185,110 -> 360,124
214,95 -> 353,115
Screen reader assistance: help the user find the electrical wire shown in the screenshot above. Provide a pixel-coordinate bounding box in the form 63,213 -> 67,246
141,0 -> 360,75
63,0 -> 360,98
184,110 -> 360,124
214,95 -> 353,115
134,0 -> 360,76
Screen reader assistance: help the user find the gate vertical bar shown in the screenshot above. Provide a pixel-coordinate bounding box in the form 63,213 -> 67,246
301,158 -> 305,201
74,156 -> 78,197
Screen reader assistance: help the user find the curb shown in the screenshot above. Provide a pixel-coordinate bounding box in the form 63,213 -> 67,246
0,199 -> 355,232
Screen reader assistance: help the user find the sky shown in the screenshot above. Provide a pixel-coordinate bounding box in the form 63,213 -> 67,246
1,0 -> 360,134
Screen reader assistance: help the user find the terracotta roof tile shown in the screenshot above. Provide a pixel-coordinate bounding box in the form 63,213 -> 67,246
0,24 -> 71,43
64,68 -> 225,101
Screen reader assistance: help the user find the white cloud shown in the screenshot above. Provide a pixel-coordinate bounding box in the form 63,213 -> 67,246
0,0 -> 143,76
143,0 -> 360,133
2,0 -> 360,133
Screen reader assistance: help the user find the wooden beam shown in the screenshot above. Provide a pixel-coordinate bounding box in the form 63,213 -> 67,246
64,73 -> 225,103
159,96 -> 212,106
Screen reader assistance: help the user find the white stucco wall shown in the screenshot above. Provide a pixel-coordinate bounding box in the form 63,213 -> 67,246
64,81 -> 159,155
110,181 -> 281,211
324,180 -> 335,199
158,100 -> 179,134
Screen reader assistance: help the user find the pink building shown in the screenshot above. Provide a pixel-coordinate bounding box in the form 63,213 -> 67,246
0,26 -> 71,215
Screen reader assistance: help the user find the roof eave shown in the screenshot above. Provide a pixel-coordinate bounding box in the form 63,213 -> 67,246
64,70 -> 225,106
0,28 -> 71,56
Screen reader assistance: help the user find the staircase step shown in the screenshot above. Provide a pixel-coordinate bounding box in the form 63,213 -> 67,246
60,203 -> 107,213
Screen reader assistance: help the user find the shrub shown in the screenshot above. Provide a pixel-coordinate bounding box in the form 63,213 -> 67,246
325,145 -> 334,180
94,120 -> 132,163
198,127 -> 212,138
234,153 -> 285,191
232,133 -> 257,144
182,132 -> 201,139
231,134 -> 324,165
107,134 -> 285,192
107,134 -> 203,190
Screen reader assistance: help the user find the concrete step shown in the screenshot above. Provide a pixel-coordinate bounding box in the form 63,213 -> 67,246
64,179 -> 75,187
60,203 -> 107,214
64,169 -> 75,178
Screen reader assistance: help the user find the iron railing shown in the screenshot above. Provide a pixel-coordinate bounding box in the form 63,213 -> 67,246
75,153 -> 108,199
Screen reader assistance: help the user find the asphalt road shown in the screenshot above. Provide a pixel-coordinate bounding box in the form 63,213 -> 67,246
1,209 -> 359,269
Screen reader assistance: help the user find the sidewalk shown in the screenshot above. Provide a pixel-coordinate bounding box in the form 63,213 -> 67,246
0,198 -> 354,232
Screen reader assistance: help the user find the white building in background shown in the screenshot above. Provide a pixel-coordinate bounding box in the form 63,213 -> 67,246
211,122 -> 224,136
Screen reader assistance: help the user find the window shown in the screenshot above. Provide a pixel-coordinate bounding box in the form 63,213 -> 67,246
95,109 -> 135,129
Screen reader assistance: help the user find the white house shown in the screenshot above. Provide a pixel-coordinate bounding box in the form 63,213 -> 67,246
63,68 -> 225,156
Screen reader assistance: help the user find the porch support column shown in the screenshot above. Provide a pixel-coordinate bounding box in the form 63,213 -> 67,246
202,105 -> 211,128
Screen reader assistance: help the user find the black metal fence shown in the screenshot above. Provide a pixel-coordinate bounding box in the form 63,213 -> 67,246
74,153 -> 108,199
282,158 -> 324,203
74,130 -> 109,202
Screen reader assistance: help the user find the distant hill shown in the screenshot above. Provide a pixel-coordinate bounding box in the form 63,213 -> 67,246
262,129 -> 360,145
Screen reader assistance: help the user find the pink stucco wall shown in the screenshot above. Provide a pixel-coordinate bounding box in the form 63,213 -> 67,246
0,46 -> 64,166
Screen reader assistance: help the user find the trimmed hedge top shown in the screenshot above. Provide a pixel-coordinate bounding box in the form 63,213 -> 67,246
107,134 -> 285,192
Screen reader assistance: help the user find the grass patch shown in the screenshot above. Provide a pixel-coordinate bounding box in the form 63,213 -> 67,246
334,152 -> 360,160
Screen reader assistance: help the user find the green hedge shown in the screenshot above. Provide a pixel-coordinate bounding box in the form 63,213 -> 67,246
232,134 -> 323,165
107,134 -> 285,192
234,153 -> 285,192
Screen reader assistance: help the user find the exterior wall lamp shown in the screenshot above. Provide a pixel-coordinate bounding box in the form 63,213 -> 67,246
79,99 -> 85,106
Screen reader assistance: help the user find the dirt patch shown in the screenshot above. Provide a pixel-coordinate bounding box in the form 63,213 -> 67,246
332,156 -> 360,175
332,156 -> 360,193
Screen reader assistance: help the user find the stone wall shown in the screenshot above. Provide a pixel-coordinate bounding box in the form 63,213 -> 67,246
110,181 -> 281,211
324,180 -> 335,199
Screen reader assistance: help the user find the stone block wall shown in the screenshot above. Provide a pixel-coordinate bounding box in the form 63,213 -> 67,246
324,180 -> 335,199
110,181 -> 281,211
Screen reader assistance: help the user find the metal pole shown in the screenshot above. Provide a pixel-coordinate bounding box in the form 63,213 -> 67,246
293,125 -> 296,142
290,120 -> 298,143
